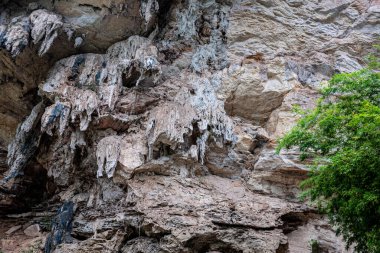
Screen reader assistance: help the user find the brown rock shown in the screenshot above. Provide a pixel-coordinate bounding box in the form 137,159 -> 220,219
0,0 -> 377,252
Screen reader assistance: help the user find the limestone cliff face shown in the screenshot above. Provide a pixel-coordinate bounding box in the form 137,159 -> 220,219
0,0 -> 378,252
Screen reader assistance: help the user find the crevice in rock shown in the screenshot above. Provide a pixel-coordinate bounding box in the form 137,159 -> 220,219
184,233 -> 243,253
280,211 -> 317,234
0,157 -> 48,215
78,4 -> 102,12
152,141 -> 175,159
212,220 -> 279,231
276,242 -> 289,253
156,0 -> 175,32
122,66 -> 141,88
70,233 -> 88,241
249,135 -> 269,155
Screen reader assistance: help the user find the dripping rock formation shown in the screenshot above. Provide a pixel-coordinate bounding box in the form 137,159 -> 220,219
0,0 -> 379,252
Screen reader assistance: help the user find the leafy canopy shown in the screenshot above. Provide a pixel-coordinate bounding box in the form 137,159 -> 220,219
277,50 -> 380,252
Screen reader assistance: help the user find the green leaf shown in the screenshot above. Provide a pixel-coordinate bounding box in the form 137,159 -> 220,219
277,52 -> 380,253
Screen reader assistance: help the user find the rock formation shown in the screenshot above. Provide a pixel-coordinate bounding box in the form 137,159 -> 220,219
0,0 -> 379,252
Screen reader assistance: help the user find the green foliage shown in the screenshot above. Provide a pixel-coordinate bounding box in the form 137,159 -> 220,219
39,217 -> 52,231
277,50 -> 380,252
310,239 -> 320,253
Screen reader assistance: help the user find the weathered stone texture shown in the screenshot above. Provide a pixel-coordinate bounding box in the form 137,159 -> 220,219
1,0 -> 378,252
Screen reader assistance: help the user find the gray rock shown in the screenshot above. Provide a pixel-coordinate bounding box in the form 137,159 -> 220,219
24,224 -> 41,237
5,224 -> 22,235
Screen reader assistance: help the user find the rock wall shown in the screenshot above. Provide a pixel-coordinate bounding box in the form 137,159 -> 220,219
0,0 -> 379,252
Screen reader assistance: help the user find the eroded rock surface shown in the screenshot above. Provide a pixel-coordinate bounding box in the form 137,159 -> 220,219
1,0 -> 378,252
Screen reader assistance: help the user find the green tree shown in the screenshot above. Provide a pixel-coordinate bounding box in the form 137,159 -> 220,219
277,51 -> 380,252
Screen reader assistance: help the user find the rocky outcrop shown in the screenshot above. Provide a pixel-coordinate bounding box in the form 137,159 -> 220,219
1,0 -> 378,252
